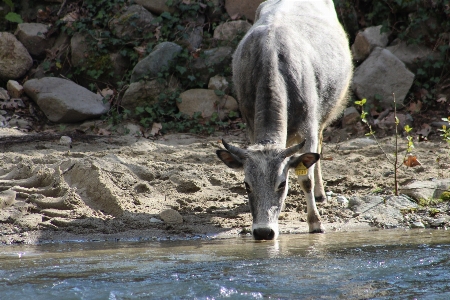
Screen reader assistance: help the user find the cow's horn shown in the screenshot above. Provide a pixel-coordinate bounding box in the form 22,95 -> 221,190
281,139 -> 306,157
222,139 -> 247,159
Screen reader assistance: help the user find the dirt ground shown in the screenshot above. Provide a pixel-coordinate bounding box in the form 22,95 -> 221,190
0,124 -> 449,245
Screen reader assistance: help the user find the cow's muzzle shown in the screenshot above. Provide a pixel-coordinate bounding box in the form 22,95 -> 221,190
253,227 -> 276,240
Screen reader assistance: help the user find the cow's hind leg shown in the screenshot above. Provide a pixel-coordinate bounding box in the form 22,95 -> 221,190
298,132 -> 324,233
314,130 -> 326,203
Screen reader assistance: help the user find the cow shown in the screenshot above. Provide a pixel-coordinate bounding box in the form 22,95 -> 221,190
216,0 -> 352,240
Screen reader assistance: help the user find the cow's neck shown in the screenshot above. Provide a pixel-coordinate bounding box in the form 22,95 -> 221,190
253,96 -> 287,147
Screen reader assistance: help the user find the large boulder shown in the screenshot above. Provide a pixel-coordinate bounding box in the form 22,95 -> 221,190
225,0 -> 264,21
399,179 -> 450,201
15,23 -> 55,57
386,40 -> 435,72
191,46 -> 233,85
349,195 -> 417,228
213,20 -> 251,41
131,42 -> 183,83
133,0 -> 176,15
121,78 -> 179,111
23,77 -> 110,123
351,25 -> 389,62
109,5 -> 157,40
0,32 -> 33,80
178,89 -> 238,119
352,47 -> 415,109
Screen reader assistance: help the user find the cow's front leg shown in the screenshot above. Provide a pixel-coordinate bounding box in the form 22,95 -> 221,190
298,171 -> 324,233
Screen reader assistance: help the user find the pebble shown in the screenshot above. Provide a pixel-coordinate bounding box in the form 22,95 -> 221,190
336,195 -> 349,206
59,136 -> 72,146
150,217 -> 164,223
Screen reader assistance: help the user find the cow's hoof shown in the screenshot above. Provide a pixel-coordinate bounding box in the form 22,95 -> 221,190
315,195 -> 326,203
309,228 -> 325,234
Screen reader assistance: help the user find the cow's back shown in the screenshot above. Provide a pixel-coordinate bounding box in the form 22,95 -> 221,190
233,0 -> 352,145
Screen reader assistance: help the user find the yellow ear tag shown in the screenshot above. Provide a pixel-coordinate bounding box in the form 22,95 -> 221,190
295,162 -> 308,176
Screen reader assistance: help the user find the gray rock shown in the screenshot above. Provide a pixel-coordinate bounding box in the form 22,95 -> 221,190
131,42 -> 182,83
208,75 -> 229,91
6,80 -> 23,98
399,179 -> 450,201
341,106 -> 360,127
185,26 -> 203,51
376,112 -> 413,131
191,46 -> 233,84
150,217 -> 163,223
23,77 -> 109,123
336,195 -> 349,206
410,221 -> 425,228
0,88 -> 8,100
59,136 -> 72,146
133,0 -> 176,14
386,40 -> 434,72
178,89 -> 238,119
121,77 -> 179,111
225,0 -> 264,21
70,32 -> 89,68
0,32 -> 33,80
160,209 -> 183,224
109,52 -> 130,81
109,5 -> 157,40
8,117 -> 33,130
213,20 -> 251,41
430,217 -> 447,227
352,47 -> 415,109
339,138 -> 377,150
15,23 -> 54,57
350,195 -> 417,228
351,25 -> 389,62
0,189 -> 16,209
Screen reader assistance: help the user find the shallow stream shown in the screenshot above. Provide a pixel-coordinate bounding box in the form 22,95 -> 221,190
1,229 -> 450,299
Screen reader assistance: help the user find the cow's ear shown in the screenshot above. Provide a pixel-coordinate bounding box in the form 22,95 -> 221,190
216,150 -> 244,169
289,153 -> 320,169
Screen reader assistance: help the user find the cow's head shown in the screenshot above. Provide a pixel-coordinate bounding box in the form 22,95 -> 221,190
216,139 -> 320,240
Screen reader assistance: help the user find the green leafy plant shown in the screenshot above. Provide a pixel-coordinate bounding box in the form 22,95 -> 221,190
2,0 -> 23,23
355,95 -> 418,197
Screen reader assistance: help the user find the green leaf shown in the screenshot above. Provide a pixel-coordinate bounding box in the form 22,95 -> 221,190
176,66 -> 187,75
3,0 -> 14,9
214,89 -> 225,96
5,12 -> 23,23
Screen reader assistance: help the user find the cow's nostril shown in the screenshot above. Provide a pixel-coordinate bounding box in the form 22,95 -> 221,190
253,228 -> 275,240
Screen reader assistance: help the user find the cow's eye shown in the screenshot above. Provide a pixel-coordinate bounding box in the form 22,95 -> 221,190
244,182 -> 252,193
277,181 -> 286,191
